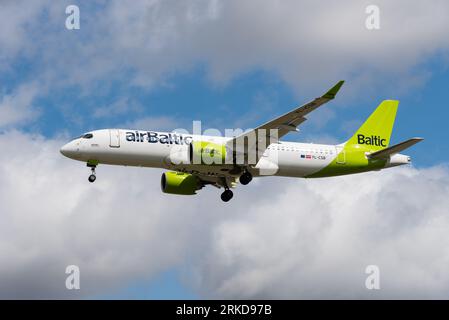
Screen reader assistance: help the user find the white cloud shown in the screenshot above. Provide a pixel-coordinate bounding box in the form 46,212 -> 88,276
193,165 -> 449,299
0,82 -> 41,129
1,0 -> 449,97
89,0 -> 449,96
0,131 -> 199,298
0,0 -> 51,65
122,116 -> 181,132
93,97 -> 143,119
0,131 -> 448,298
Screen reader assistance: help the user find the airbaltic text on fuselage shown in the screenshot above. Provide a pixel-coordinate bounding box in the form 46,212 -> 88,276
126,131 -> 193,145
357,134 -> 386,147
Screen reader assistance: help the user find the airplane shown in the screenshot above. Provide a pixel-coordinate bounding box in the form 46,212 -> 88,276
60,81 -> 423,202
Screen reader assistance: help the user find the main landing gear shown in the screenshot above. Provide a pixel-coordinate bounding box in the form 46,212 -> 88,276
219,177 -> 234,202
221,188 -> 233,202
87,163 -> 97,183
219,170 -> 252,202
239,171 -> 253,185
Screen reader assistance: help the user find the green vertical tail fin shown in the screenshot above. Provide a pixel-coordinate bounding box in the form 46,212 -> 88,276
346,100 -> 398,151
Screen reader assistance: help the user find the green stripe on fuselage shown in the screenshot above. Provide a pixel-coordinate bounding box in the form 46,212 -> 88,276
306,144 -> 386,178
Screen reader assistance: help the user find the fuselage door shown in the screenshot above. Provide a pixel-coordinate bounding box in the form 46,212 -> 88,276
109,129 -> 121,148
336,146 -> 345,164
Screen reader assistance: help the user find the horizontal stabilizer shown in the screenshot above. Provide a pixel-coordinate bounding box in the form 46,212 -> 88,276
367,137 -> 424,159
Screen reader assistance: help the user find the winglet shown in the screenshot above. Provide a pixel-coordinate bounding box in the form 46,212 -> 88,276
322,80 -> 345,100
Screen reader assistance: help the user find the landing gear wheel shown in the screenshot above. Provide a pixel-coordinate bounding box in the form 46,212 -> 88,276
220,189 -> 234,202
87,163 -> 97,183
239,171 -> 253,185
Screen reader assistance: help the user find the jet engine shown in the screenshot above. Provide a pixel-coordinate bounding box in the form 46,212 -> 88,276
160,171 -> 201,195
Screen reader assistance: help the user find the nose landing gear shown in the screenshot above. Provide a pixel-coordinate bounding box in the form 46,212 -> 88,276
87,163 -> 97,183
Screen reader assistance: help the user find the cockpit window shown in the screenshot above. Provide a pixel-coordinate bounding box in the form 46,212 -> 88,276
82,133 -> 94,139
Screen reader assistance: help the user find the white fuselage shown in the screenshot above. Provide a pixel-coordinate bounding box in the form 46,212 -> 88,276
60,129 -> 341,178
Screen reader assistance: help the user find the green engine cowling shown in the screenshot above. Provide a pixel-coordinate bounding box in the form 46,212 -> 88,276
160,171 -> 201,195
189,141 -> 228,165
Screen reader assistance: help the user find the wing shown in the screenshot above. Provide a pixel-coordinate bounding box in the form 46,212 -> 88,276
226,80 -> 344,162
367,137 -> 424,159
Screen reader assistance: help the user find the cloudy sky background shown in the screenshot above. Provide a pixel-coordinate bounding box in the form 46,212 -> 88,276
0,0 -> 449,299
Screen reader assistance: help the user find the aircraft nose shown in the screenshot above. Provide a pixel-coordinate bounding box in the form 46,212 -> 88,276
60,142 -> 76,158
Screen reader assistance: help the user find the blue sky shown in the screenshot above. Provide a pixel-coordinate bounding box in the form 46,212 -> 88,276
1,0 -> 449,299
5,59 -> 445,167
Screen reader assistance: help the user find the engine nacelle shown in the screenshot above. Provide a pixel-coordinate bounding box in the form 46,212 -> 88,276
160,171 -> 201,195
189,141 -> 228,165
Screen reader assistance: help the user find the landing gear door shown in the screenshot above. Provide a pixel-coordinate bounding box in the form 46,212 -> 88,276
336,146 -> 345,164
109,129 -> 120,148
